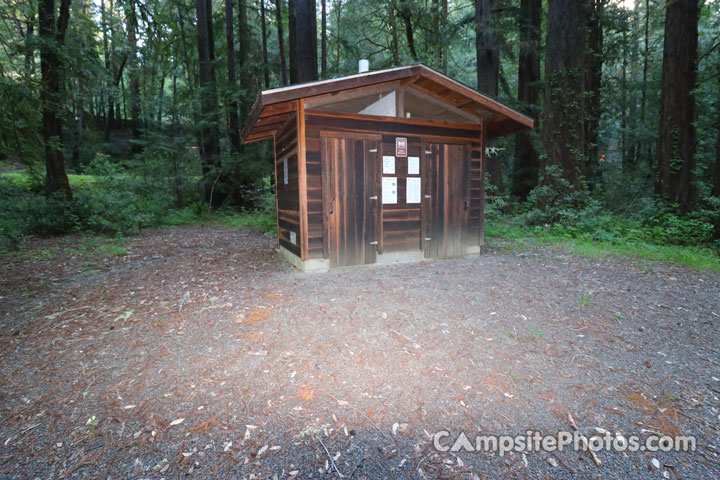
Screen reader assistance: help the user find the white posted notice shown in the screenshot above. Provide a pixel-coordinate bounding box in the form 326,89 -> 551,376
406,177 -> 421,204
382,156 -> 396,174
382,177 -> 397,204
408,156 -> 420,175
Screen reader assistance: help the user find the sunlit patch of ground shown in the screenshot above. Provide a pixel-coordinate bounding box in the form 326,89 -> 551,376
1,226 -> 718,478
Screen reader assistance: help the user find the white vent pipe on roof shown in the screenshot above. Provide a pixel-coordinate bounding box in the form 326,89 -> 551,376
358,59 -> 369,73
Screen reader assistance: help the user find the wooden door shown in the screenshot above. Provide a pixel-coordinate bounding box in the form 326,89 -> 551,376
321,134 -> 380,268
422,143 -> 471,258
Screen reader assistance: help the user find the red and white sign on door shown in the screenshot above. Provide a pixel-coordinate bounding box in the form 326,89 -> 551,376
395,137 -> 407,157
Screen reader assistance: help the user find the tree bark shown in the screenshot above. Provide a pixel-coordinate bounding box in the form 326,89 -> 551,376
541,0 -> 587,190
584,0 -> 603,183
475,0 -> 501,193
511,0 -> 541,201
656,0 -> 698,212
639,0 -> 650,164
101,0 -> 113,141
713,103 -> 720,198
275,0 -> 288,85
475,0 -> 498,97
126,0 -> 141,151
196,0 -> 221,205
237,0 -> 252,119
320,0 -> 327,77
39,0 -> 73,200
260,0 -> 270,88
226,0 -> 241,151
289,0 -> 317,84
397,1 -> 418,62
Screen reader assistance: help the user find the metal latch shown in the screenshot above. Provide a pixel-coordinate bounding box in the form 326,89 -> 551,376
369,241 -> 379,245
369,148 -> 377,152
369,195 -> 378,200
425,150 -> 432,154
424,194 -> 432,199
425,237 -> 432,241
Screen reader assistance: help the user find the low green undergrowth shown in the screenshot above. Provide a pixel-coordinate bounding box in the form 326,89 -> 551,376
0,165 -> 276,252
486,218 -> 720,272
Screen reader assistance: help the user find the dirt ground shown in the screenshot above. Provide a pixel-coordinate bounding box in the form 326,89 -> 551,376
1,225 -> 719,479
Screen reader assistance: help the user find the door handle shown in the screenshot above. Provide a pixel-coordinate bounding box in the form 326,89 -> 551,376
329,201 -> 334,214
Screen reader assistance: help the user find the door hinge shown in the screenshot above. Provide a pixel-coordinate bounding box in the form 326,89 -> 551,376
369,241 -> 379,245
369,148 -> 378,152
369,195 -> 378,200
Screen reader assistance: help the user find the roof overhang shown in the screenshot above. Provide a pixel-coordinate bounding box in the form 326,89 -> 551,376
240,64 -> 534,144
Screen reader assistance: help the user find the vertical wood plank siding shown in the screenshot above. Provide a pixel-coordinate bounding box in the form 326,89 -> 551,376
274,113 -> 301,257
304,111 -> 484,260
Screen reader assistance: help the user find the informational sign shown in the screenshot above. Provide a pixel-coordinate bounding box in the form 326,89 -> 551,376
382,177 -> 397,204
408,156 -> 420,175
382,156 -> 395,174
406,177 -> 421,204
395,137 -> 407,157
289,231 -> 297,245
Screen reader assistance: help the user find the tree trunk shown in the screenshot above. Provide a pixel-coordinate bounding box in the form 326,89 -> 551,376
541,0 -> 587,190
656,0 -> 698,212
713,104 -> 720,198
475,0 -> 502,193
237,0 -> 252,119
441,0 -> 448,72
511,0 -> 541,201
101,0 -> 113,141
388,3 -> 399,65
126,0 -> 141,151
226,0 -> 241,151
275,0 -> 288,85
39,0 -> 73,201
320,0 -> 327,77
639,0 -> 650,165
196,0 -> 222,205
260,0 -> 270,88
584,0 -> 603,184
432,0 -> 441,68
177,4 -> 195,95
289,0 -> 317,84
397,1 -> 418,62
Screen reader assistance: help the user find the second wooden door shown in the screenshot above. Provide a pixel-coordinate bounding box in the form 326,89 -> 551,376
422,143 -> 471,258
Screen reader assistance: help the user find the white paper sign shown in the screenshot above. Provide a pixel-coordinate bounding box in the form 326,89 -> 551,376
406,177 -> 421,204
382,177 -> 397,204
408,156 -> 420,175
289,231 -> 297,245
283,159 -> 289,184
382,156 -> 395,174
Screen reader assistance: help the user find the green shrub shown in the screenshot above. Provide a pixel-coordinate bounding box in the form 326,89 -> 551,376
642,211 -> 714,246
523,165 -> 600,226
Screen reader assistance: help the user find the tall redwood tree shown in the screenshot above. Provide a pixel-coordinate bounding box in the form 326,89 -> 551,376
195,0 -> 221,204
39,0 -> 73,200
541,0 -> 587,189
511,0 -> 541,201
656,0 -> 699,212
475,0 -> 501,192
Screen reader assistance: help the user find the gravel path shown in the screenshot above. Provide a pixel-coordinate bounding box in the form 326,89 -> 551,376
1,225 -> 718,479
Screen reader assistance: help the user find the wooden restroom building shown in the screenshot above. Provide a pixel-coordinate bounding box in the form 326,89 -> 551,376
240,64 -> 533,270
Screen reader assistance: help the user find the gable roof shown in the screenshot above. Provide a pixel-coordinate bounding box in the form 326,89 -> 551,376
240,64 -> 533,144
